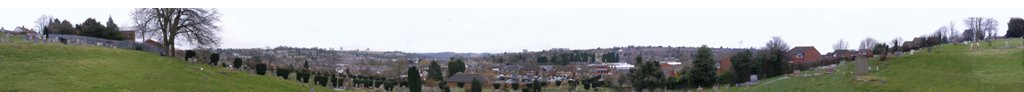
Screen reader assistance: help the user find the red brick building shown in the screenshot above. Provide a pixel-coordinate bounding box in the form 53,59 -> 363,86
120,31 -> 135,41
714,52 -> 736,74
788,46 -> 821,64
831,50 -> 856,59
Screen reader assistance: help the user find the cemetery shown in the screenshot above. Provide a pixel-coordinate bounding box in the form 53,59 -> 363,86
3,8 -> 1024,92
726,39 -> 1024,92
0,34 -> 345,91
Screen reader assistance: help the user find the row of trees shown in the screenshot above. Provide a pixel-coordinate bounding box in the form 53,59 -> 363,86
408,58 -> 468,92
414,57 -> 601,92
37,8 -> 226,56
601,52 -> 620,63
37,16 -> 127,40
188,51 -> 372,91
537,51 -> 596,66
624,37 -> 793,91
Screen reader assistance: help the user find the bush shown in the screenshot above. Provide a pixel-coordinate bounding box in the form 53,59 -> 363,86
718,72 -> 736,85
59,38 -> 67,44
439,81 -> 449,92
275,69 -> 291,79
406,67 -> 422,92
493,83 -> 500,89
185,50 -> 196,60
255,63 -> 268,75
333,75 -> 342,88
583,81 -> 590,90
374,80 -> 383,87
363,80 -> 372,88
315,75 -> 329,87
471,79 -> 482,92
511,82 -> 519,90
232,58 -> 242,69
208,53 -> 220,65
384,81 -> 396,91
296,71 -> 310,83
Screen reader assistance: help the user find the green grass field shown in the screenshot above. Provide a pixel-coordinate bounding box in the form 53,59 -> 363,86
0,35 -> 348,92
441,85 -> 616,92
727,39 -> 1024,92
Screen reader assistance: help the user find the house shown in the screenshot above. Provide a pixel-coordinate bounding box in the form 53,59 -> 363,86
831,50 -> 855,60
714,52 -> 737,74
444,73 -> 490,88
787,46 -> 821,64
659,61 -> 683,77
144,39 -> 165,49
586,63 -> 613,75
0,27 -> 11,34
551,66 -> 577,77
12,26 -> 37,36
831,49 -> 856,57
857,49 -> 874,57
608,62 -> 633,74
821,53 -> 836,61
120,31 -> 135,41
902,41 -> 916,50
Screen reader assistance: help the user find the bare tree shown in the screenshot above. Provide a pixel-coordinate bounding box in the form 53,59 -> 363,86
833,39 -> 848,51
133,8 -> 222,56
35,15 -> 54,36
936,26 -> 949,42
963,17 -> 999,40
948,22 -> 959,42
766,36 -> 789,51
859,38 -> 877,50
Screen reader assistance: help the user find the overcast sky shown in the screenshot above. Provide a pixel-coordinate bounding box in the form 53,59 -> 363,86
2,8 -> 1023,53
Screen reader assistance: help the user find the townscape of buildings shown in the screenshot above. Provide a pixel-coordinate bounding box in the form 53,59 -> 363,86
3,25 -> 912,90
205,42 -> 896,89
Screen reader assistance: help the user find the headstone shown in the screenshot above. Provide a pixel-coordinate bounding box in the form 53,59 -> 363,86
713,86 -> 719,92
749,75 -> 758,83
1,34 -> 6,42
854,58 -> 869,76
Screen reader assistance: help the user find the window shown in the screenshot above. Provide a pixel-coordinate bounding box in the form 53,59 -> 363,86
715,62 -> 721,69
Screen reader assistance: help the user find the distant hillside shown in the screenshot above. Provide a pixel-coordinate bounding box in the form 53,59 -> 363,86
414,52 -> 491,59
0,36 -> 344,91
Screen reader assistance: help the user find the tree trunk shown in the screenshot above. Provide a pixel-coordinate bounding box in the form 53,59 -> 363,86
165,34 -> 177,57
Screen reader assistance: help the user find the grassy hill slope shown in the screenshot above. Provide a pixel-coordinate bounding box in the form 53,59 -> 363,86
728,39 -> 1024,92
0,35 -> 341,91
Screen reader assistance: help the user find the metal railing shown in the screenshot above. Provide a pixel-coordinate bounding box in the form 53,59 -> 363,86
46,34 -> 166,55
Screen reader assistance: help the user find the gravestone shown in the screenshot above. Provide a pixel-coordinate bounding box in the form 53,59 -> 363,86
749,75 -> 758,83
854,58 -> 869,76
713,86 -> 719,92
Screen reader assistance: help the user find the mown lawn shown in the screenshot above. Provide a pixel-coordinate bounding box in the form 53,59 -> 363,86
0,35 -> 353,92
728,39 -> 1024,92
